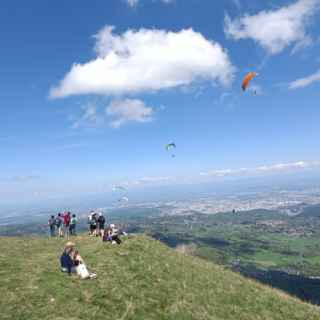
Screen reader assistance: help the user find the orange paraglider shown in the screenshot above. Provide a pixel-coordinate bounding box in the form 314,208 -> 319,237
241,72 -> 257,91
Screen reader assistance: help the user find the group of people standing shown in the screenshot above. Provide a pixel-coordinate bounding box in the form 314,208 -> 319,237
49,210 -> 125,245
87,211 -> 106,237
48,212 -> 77,238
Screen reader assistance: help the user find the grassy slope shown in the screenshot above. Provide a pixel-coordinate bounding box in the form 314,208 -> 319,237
0,235 -> 319,320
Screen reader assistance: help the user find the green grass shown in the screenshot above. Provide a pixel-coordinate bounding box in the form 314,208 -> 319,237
0,235 -> 319,320
247,250 -> 297,267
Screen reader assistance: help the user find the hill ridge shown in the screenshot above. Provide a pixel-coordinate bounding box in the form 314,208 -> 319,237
0,234 -> 319,320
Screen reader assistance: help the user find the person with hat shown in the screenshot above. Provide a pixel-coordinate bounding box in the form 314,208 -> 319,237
60,241 -> 76,274
60,242 -> 97,279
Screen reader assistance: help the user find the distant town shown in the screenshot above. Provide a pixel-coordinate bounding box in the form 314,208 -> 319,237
126,188 -> 320,217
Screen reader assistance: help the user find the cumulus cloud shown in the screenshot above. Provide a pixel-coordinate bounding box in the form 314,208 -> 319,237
106,99 -> 153,128
289,69 -> 320,89
200,161 -> 318,177
50,26 -> 235,98
224,0 -> 319,54
71,99 -> 153,129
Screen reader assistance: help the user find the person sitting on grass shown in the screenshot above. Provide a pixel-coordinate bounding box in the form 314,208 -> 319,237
60,242 -> 97,279
102,224 -> 122,244
102,227 -> 112,242
60,241 -> 75,274
71,249 -> 97,279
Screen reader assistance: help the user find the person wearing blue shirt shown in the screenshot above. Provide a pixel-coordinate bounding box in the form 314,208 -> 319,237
60,242 -> 76,274
60,242 -> 97,279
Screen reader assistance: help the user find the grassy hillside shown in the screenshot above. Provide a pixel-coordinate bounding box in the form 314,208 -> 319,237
0,235 -> 319,320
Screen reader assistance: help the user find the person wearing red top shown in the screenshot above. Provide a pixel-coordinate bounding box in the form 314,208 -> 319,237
63,212 -> 71,239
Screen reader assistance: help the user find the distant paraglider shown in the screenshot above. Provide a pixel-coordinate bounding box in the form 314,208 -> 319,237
241,72 -> 257,92
112,185 -> 129,205
112,186 -> 127,192
119,196 -> 129,203
166,143 -> 176,158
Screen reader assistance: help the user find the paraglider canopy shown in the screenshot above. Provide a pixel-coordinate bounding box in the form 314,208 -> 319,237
165,143 -> 176,151
165,143 -> 176,158
241,72 -> 257,91
119,196 -> 129,203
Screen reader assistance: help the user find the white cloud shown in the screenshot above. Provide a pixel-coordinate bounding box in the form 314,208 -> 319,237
0,175 -> 41,183
129,176 -> 171,186
289,69 -> 320,89
106,99 -> 153,128
200,169 -> 233,177
200,161 -> 317,177
50,26 -> 235,98
13,175 -> 41,182
125,0 -> 173,6
126,0 -> 138,7
224,0 -> 319,54
215,91 -> 239,110
256,161 -> 309,172
109,160 -> 320,191
71,99 -> 154,129
114,176 -> 174,190
71,103 -> 104,129
138,176 -> 170,183
290,35 -> 314,54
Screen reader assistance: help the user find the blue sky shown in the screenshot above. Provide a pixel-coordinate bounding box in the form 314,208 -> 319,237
1,0 -> 320,205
